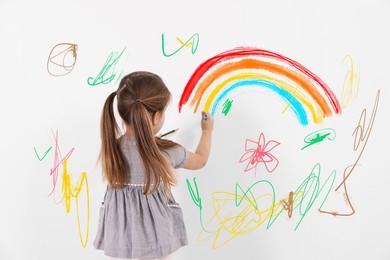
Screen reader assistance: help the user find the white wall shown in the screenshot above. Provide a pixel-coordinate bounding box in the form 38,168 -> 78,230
0,0 -> 389,259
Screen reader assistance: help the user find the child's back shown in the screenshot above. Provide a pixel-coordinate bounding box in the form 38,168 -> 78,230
93,71 -> 214,260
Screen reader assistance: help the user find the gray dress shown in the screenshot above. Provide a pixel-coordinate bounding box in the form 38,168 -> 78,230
93,136 -> 189,259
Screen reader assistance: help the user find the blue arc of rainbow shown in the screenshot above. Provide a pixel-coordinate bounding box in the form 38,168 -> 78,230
211,78 -> 308,125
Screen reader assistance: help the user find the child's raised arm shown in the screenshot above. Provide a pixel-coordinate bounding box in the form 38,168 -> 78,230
183,111 -> 214,170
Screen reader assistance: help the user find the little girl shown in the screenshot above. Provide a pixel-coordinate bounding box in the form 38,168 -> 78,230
93,71 -> 214,260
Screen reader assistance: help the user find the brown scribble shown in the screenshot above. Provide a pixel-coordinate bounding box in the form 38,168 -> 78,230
47,43 -> 78,76
330,211 -> 338,217
319,89 -> 380,217
280,191 -> 294,218
343,191 -> 352,205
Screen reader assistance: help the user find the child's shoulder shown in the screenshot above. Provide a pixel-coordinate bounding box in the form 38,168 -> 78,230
163,144 -> 189,169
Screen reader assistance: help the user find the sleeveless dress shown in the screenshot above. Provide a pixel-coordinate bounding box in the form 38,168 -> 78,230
93,136 -> 189,258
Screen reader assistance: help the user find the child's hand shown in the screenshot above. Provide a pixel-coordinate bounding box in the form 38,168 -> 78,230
183,111 -> 214,170
201,111 -> 214,132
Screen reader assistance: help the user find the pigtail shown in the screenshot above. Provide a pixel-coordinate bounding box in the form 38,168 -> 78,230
100,91 -> 127,188
130,102 -> 177,195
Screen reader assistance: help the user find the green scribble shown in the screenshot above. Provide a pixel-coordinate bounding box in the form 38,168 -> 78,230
301,128 -> 336,150
87,47 -> 126,86
292,163 -> 336,230
162,33 -> 200,57
34,146 -> 52,161
232,164 -> 336,231
236,180 -> 279,230
235,183 -> 259,209
222,99 -> 233,116
190,163 -> 336,236
186,177 -> 202,210
186,177 -> 213,233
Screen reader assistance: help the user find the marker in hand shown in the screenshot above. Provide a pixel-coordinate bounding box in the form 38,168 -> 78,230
201,111 -> 214,132
202,112 -> 208,121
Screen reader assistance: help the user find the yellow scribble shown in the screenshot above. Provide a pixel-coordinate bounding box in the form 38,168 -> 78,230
176,37 -> 192,47
341,54 -> 360,109
197,190 -> 303,249
62,159 -> 90,248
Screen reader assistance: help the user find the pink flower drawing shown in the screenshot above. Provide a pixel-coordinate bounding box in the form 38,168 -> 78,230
239,132 -> 280,175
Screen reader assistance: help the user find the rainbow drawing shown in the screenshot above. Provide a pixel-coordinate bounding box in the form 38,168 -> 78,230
178,47 -> 342,126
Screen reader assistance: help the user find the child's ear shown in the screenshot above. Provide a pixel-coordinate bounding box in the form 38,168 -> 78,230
152,112 -> 160,125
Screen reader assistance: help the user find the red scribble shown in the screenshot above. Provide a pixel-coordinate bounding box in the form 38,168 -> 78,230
49,129 -> 74,197
178,46 -> 341,115
239,132 -> 280,175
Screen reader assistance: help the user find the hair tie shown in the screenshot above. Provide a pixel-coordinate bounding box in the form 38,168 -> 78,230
135,98 -> 144,104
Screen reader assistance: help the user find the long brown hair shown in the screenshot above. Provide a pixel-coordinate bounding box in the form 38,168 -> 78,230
100,71 -> 178,195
